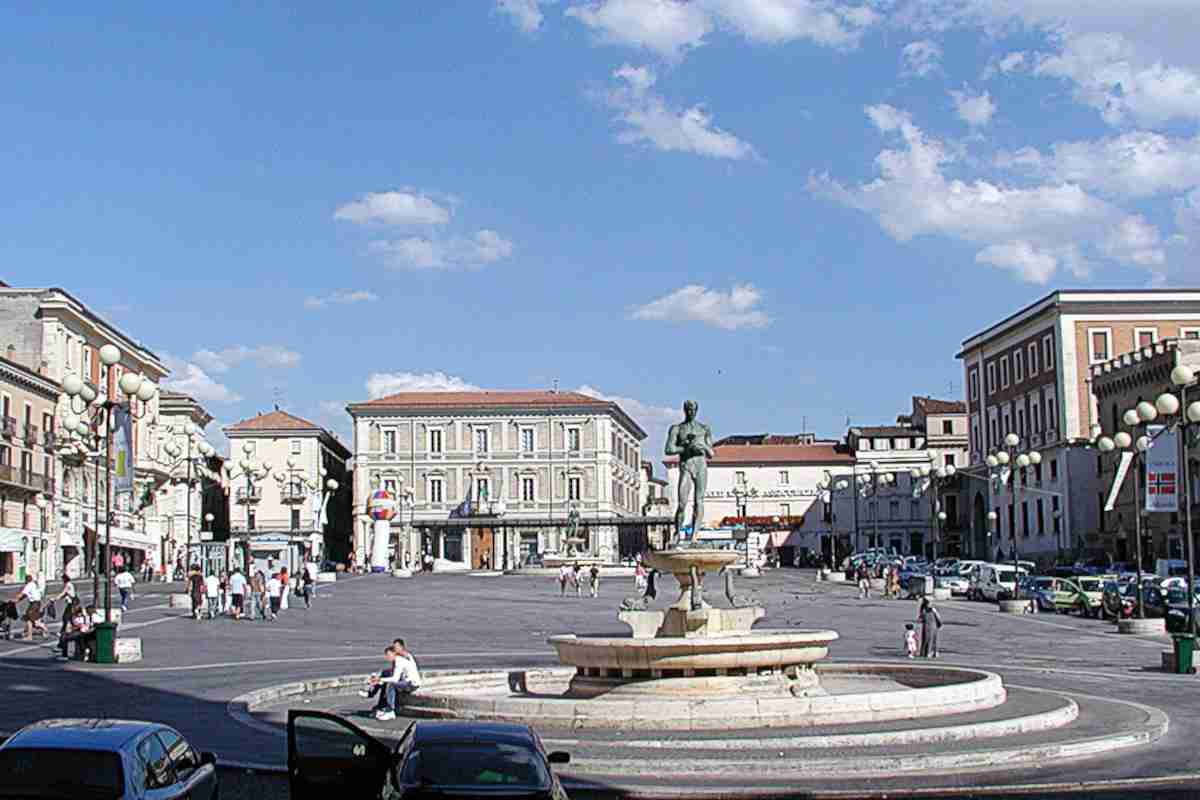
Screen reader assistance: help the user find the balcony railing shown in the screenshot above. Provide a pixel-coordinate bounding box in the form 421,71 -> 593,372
231,517 -> 311,532
22,424 -> 38,447
0,464 -> 54,494
235,487 -> 263,504
43,429 -> 56,452
1,417 -> 15,438
279,486 -> 309,504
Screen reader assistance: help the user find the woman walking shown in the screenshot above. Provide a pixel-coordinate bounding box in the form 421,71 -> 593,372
918,597 -> 943,659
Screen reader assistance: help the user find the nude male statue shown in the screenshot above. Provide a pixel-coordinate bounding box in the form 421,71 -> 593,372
664,400 -> 715,543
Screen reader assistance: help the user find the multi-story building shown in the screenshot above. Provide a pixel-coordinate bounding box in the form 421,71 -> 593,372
0,285 -> 169,577
224,409 -> 352,571
151,391 -> 216,572
841,422 -> 938,557
958,289 -> 1200,564
664,434 -> 855,565
345,390 -> 647,569
1091,337 -> 1200,566
638,461 -> 671,550
910,397 -> 969,470
0,350 -> 59,582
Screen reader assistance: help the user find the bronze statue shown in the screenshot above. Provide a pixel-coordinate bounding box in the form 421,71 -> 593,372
664,400 -> 714,544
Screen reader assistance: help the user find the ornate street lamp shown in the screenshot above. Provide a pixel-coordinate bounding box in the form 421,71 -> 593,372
156,422 -> 214,574
226,442 -> 273,576
983,433 -> 1040,601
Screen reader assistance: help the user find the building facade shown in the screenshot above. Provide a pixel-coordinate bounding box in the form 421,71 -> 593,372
224,410 -> 352,571
1091,337 -> 1200,567
152,392 -> 217,573
0,353 -> 59,582
958,290 -> 1200,564
346,391 -> 647,569
0,286 -> 169,578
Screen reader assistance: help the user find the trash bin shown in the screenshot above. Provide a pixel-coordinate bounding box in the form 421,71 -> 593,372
94,622 -> 118,665
1172,634 -> 1196,675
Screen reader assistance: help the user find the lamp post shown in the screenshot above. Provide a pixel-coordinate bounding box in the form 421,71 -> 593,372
856,462 -> 895,552
911,464 -> 957,561
816,472 -> 850,565
61,345 -> 160,629
987,510 -> 998,558
157,422 -> 214,575
984,433 -> 1040,601
226,443 -> 272,577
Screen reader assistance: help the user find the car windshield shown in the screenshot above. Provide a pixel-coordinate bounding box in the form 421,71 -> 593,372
0,748 -> 124,795
996,570 -> 1016,584
402,742 -> 551,789
1078,579 -> 1101,592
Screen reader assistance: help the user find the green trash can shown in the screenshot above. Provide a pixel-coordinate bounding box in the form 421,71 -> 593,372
1172,634 -> 1196,675
94,622 -> 118,665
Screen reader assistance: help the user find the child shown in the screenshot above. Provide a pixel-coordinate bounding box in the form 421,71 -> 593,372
904,622 -> 919,659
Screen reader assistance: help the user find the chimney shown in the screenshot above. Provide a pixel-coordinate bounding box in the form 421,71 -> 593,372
4,344 -> 15,364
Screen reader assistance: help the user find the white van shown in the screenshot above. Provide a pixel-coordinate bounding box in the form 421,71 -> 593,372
976,563 -> 1028,601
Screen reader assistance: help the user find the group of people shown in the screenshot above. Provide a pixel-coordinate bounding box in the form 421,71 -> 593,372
360,638 -> 422,721
904,598 -> 943,659
854,562 -> 903,600
186,561 -> 319,621
557,563 -> 601,597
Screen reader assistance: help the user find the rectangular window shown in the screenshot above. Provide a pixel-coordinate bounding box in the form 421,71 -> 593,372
1027,343 -> 1039,376
1046,396 -> 1056,431
474,427 -> 489,454
1089,329 -> 1111,363
1182,327 -> 1200,340
910,500 -> 920,519
1136,328 -> 1157,348
1050,458 -> 1059,481
567,428 -> 580,452
291,439 -> 301,454
1015,408 -> 1024,435
244,441 -> 256,456
248,510 -> 256,531
1043,335 -> 1055,369
1036,498 -> 1045,535
429,477 -> 444,503
1034,462 -> 1043,483
859,439 -> 872,450
290,509 -> 300,530
1001,357 -> 1010,388
383,430 -> 396,453
568,476 -> 581,501
429,429 -> 443,454
1013,350 -> 1024,383
889,500 -> 900,520
779,470 -> 789,485
944,453 -> 955,467
969,370 -> 979,401
987,363 -> 996,395
780,503 -> 791,517
521,428 -> 535,453
1052,496 -> 1061,534
476,478 -> 490,502
1031,402 -> 1041,433
521,476 -> 535,502
735,471 -> 746,485
942,420 -> 953,435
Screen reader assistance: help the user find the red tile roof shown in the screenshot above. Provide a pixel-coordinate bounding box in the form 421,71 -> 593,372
666,444 -> 853,466
914,396 -> 967,414
225,409 -> 323,433
353,390 -> 610,409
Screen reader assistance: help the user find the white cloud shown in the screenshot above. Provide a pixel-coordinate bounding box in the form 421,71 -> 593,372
983,51 -> 1027,78
602,64 -> 757,160
578,384 -> 677,454
950,88 -> 996,127
998,132 -> 1200,199
631,283 -> 770,330
902,40 -> 942,77
365,371 -> 483,399
161,354 -> 242,404
497,0 -> 553,33
303,289 -> 380,309
333,190 -> 452,226
566,0 -> 879,58
367,229 -> 515,270
193,345 -> 302,374
811,104 -> 1166,284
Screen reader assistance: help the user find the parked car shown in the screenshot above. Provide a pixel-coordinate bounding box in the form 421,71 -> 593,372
0,719 -> 218,800
1165,584 -> 1200,633
974,563 -> 1029,601
288,712 -> 570,800
936,573 -> 970,595
1102,580 -> 1139,619
1019,576 -> 1057,612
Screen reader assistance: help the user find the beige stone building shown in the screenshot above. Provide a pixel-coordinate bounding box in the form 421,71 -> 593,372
958,289 -> 1200,564
152,392 -> 216,571
346,390 -> 648,569
0,352 -> 59,582
224,409 -> 352,571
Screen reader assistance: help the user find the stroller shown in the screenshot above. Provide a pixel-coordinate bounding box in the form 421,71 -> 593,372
0,601 -> 19,640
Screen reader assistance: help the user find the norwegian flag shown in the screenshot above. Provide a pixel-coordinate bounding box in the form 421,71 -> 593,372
1148,471 -> 1177,496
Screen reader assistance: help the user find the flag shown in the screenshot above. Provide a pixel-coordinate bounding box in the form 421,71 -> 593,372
1105,451 -> 1134,512
113,405 -> 135,496
1145,424 -> 1179,513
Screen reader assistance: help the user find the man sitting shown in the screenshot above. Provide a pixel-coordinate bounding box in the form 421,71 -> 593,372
360,646 -> 396,708
375,640 -> 422,721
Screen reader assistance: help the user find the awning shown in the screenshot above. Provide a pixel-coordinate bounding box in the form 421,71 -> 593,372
83,525 -> 156,553
0,529 -> 26,553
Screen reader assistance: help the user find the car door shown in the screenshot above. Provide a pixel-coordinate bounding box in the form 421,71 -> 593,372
288,710 -> 394,800
137,731 -> 182,800
156,728 -> 217,800
1054,579 -> 1077,610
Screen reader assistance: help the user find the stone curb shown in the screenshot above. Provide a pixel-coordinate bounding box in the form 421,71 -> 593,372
1119,617 -> 1167,635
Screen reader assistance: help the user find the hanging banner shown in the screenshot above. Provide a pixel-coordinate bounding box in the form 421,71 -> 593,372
113,404 -> 135,496
1105,451 -> 1134,512
1144,424 -> 1179,513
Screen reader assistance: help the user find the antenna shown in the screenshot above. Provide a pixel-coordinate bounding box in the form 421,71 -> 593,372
801,415 -> 808,434
552,379 -> 559,394
272,386 -> 285,410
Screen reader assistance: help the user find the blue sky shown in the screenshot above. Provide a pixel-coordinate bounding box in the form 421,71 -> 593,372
5,2 -> 1200,461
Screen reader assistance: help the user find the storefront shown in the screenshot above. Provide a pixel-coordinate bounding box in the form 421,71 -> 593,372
0,528 -> 25,582
85,525 -> 160,576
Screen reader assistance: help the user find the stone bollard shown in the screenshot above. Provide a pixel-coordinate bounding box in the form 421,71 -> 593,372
393,569 -> 413,578
168,593 -> 192,610
997,599 -> 1032,614
1118,617 -> 1166,635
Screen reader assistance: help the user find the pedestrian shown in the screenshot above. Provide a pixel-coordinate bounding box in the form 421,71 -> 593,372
114,568 -> 135,612
204,571 -> 221,620
904,622 -> 919,659
279,566 -> 290,610
571,564 -> 582,597
558,564 -> 570,596
589,564 -> 600,598
918,597 -> 943,659
305,559 -> 319,601
889,566 -> 901,599
299,570 -> 312,609
375,640 -> 422,721
53,573 -> 78,638
58,600 -> 91,660
12,575 -> 47,640
857,563 -> 870,600
634,560 -> 647,592
228,568 -> 247,621
253,569 -> 269,620
266,572 -> 282,620
188,567 -> 205,621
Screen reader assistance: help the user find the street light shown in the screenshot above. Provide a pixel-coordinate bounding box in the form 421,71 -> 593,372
226,450 -> 273,577
155,423 -> 213,575
913,464 -> 956,560
62,346 -> 159,630
986,434 -> 1040,602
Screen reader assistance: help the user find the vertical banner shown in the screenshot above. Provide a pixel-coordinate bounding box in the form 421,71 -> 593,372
1105,451 -> 1134,512
1144,424 -> 1179,513
113,405 -> 135,496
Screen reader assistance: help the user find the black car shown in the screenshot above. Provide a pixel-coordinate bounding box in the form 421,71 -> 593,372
288,712 -> 570,800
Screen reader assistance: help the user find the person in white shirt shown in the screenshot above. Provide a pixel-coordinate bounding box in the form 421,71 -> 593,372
114,569 -> 136,612
12,576 -> 47,640
227,569 -> 248,620
266,573 -> 282,620
375,638 -> 423,721
204,573 -> 221,620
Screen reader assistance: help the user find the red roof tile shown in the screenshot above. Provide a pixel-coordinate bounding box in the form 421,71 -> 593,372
225,409 -> 323,433
914,396 -> 967,414
666,444 -> 853,466
353,390 -> 611,409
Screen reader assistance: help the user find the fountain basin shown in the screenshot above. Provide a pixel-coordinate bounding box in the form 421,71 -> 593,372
549,629 -> 838,674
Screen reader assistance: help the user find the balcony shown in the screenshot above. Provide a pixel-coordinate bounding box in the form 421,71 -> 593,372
279,485 -> 309,504
22,424 -> 38,447
0,465 -> 54,494
230,517 -> 311,533
1,417 -> 14,438
235,487 -> 263,504
42,429 -> 56,452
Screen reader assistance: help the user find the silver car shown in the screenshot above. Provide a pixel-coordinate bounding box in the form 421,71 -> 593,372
0,719 -> 218,800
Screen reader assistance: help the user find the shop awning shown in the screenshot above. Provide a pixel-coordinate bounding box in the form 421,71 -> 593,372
83,525 -> 156,553
0,528 -> 25,553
